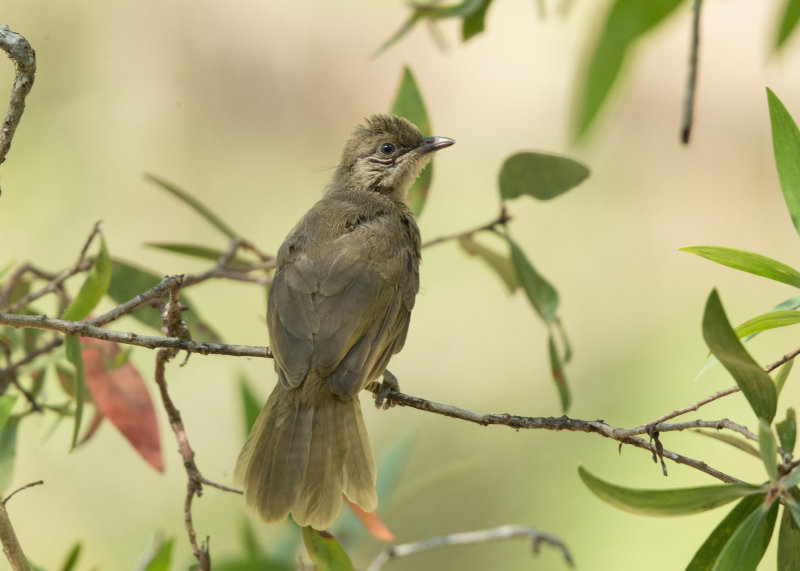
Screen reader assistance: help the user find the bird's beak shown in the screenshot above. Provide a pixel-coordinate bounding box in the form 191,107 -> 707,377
416,136 -> 455,155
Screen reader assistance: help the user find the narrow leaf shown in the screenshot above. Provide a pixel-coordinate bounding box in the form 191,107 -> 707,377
787,493 -> 800,529
0,420 -> 18,493
60,541 -> 82,571
734,310 -> 800,339
778,504 -> 800,571
681,246 -> 800,289
498,152 -> 589,201
578,465 -> 758,516
776,360 -> 794,397
506,235 -> 559,324
693,430 -> 760,458
239,373 -> 263,436
767,88 -> 800,237
81,338 -> 164,472
775,0 -> 800,52
301,527 -> 354,571
65,336 -> 86,450
458,235 -> 518,293
145,242 -> 251,268
342,498 -> 394,542
686,494 -> 764,571
373,12 -> 422,57
711,499 -> 779,571
144,173 -> 237,239
758,419 -> 778,482
702,290 -> 777,423
573,0 -> 686,140
462,0 -> 493,41
776,408 -> 796,455
390,67 -> 434,215
548,332 -> 571,412
62,236 -> 111,321
0,395 -> 17,429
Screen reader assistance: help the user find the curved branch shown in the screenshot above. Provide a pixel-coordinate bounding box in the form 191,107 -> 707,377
0,26 -> 36,186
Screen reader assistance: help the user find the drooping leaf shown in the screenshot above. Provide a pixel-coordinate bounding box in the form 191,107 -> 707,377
548,332 -> 570,412
681,246 -> 800,289
693,430 -> 760,459
107,260 -> 221,343
776,408 -> 797,455
498,152 -> 589,201
573,0 -> 687,141
239,373 -> 263,436
145,242 -> 251,268
506,235 -> 559,324
734,310 -> 800,339
390,67 -> 434,215
702,290 -> 777,423
767,88 -> 800,237
301,527 -> 354,571
81,338 -> 164,472
65,336 -> 86,450
0,419 -> 18,493
778,504 -> 800,571
775,0 -> 800,52
458,235 -> 518,293
462,0 -> 493,40
776,360 -> 794,397
711,499 -> 779,571
578,465 -> 759,516
686,494 -> 764,571
62,236 -> 111,321
758,419 -> 778,482
145,173 -> 237,239
342,498 -> 394,542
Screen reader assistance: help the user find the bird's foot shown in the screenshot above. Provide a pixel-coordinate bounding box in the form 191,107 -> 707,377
372,370 -> 400,410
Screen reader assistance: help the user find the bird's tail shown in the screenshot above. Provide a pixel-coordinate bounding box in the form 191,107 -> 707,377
234,381 -> 377,530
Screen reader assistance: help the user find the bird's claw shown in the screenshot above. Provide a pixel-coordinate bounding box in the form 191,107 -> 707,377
374,370 -> 400,409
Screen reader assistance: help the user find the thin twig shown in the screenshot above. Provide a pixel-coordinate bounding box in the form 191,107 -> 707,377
765,345 -> 800,373
681,0 -> 703,143
366,524 -> 573,571
1,480 -> 43,507
422,208 -> 511,249
0,26 -> 36,189
0,480 -> 42,571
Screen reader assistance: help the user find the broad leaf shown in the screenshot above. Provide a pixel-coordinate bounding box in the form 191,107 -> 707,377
145,173 -> 237,239
391,67 -> 434,216
498,152 -> 589,201
702,290 -> 777,423
62,236 -> 111,321
778,504 -> 800,571
711,499 -> 778,571
758,419 -> 778,482
734,310 -> 800,339
681,246 -> 800,289
573,0 -> 686,140
81,338 -> 164,472
142,537 -> 173,571
458,235 -> 518,293
776,408 -> 796,455
301,527 -> 354,571
506,235 -> 559,324
462,0 -> 492,41
775,0 -> 800,52
548,332 -> 570,412
686,494 -> 764,571
578,466 -> 758,516
767,88 -> 800,237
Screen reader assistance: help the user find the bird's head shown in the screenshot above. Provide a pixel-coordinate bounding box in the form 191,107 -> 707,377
331,114 -> 454,199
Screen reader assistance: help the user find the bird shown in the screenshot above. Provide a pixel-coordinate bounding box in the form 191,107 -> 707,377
235,114 -> 454,530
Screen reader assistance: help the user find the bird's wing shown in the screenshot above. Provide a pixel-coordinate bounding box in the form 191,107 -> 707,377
267,213 -> 418,398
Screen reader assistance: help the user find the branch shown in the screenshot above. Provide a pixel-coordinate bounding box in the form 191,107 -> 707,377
366,524 -> 573,571
680,0 -> 703,143
422,208 -> 511,249
0,26 -> 36,187
0,481 -> 42,571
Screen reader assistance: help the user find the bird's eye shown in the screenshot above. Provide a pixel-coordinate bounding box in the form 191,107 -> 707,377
379,142 -> 395,155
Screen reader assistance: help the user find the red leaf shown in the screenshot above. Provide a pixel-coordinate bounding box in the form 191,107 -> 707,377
79,338 -> 164,472
343,497 -> 395,542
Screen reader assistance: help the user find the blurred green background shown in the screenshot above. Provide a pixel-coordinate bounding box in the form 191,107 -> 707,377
2,0 -> 800,569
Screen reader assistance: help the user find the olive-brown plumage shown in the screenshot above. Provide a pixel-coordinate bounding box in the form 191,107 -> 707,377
235,115 -> 454,529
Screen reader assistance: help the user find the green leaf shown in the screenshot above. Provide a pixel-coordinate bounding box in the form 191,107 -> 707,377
775,0 -> 800,52
573,0 -> 686,141
767,88 -> 800,237
686,494 -> 764,571
578,465 -> 758,516
62,236 -> 111,321
776,408 -> 796,455
0,420 -> 18,493
65,336 -> 86,450
390,67 -> 434,216
778,504 -> 800,571
0,395 -> 17,429
693,430 -> 760,459
145,242 -> 251,268
734,310 -> 800,339
776,360 -> 794,397
462,0 -> 492,40
506,235 -> 559,324
702,290 -> 777,423
787,492 -> 800,529
373,12 -> 423,57
548,332 -> 571,412
458,235 -> 518,293
681,246 -> 800,288
498,152 -> 589,201
60,541 -> 81,571
107,260 -> 221,343
145,173 -> 237,239
758,419 -> 778,482
301,527 -> 354,571
239,373 -> 262,437
143,537 -> 173,571
711,499 -> 779,571
786,465 -> 800,489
